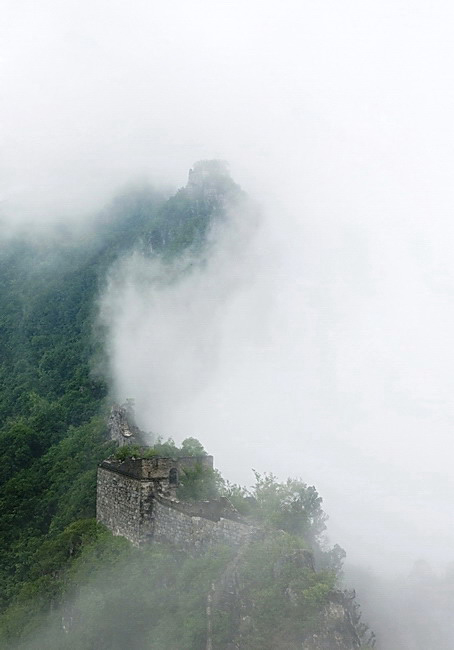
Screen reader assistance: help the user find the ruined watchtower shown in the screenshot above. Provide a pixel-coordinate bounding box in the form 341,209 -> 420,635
96,455 -> 213,546
96,454 -> 253,551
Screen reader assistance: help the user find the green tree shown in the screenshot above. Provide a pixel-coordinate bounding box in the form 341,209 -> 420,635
250,472 -> 328,543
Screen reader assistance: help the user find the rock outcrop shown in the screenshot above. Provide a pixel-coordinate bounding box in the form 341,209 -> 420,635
205,539 -> 369,650
107,401 -> 146,447
301,591 -> 362,649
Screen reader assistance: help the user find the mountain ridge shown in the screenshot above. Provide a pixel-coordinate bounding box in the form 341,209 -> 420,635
0,162 -> 374,648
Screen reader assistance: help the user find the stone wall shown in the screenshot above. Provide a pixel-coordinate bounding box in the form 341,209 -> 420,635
96,466 -> 154,546
157,494 -> 240,522
99,455 -> 213,483
152,495 -> 254,552
96,461 -> 255,550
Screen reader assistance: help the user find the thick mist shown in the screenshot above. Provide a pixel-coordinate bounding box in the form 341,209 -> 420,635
99,182 -> 454,647
98,180 -> 454,646
101,180 -> 454,570
4,0 -> 454,647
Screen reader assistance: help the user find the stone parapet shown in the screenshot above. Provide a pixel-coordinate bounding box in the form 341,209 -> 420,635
96,466 -> 154,546
152,496 -> 254,553
96,455 -> 254,550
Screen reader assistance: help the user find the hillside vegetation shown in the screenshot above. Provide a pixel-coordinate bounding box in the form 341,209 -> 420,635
0,162 -> 373,649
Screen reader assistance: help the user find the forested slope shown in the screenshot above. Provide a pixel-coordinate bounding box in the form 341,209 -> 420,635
0,162 -> 373,649
0,162 -> 241,607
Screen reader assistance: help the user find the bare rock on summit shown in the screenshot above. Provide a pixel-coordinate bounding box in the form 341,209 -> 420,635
107,401 -> 146,447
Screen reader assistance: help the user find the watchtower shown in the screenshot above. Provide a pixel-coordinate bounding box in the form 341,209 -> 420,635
96,455 -> 214,545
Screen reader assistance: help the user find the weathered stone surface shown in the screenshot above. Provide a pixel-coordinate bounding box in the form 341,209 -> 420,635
100,455 -> 213,483
152,496 -> 253,552
96,456 -> 252,549
107,403 -> 145,447
96,466 -> 154,545
301,592 -> 362,650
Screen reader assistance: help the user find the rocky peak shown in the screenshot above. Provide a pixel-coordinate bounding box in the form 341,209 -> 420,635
187,160 -> 230,188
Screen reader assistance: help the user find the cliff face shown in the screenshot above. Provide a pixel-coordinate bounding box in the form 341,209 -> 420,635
205,539 -> 368,650
107,402 -> 146,446
301,593 -> 362,650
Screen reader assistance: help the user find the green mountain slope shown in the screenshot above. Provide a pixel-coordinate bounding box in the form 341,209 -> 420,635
0,162 -> 373,649
0,162 -> 242,608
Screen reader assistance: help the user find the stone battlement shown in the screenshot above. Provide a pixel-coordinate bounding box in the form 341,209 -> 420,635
99,455 -> 213,482
96,455 -> 254,550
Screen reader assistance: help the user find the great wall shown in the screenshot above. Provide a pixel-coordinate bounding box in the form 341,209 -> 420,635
95,405 -> 366,649
96,454 -> 255,551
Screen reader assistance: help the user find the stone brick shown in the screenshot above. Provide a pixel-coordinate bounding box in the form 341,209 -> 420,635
96,456 -> 255,550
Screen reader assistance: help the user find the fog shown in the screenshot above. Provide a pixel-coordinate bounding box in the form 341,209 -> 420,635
4,0 -> 454,646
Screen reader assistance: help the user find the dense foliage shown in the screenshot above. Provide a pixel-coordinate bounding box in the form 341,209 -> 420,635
0,163 -> 371,648
0,163 -> 242,619
0,472 -> 341,649
113,436 -> 223,501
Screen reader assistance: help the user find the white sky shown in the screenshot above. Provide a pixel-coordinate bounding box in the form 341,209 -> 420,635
4,0 -> 454,578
